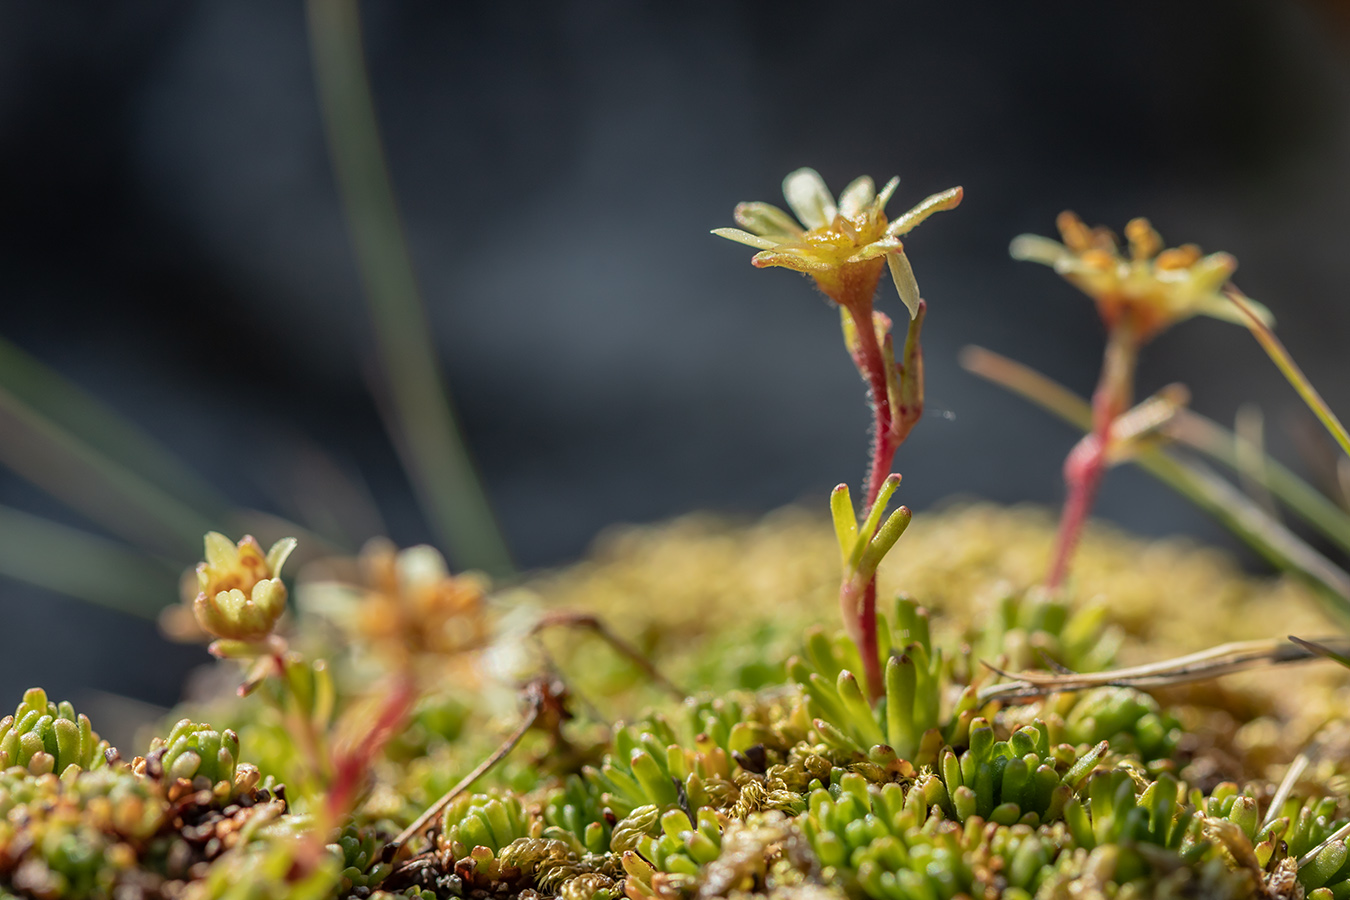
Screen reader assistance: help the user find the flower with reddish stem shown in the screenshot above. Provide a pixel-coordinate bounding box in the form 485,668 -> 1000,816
713,169 -> 960,504
1012,213 -> 1273,589
715,168 -> 960,700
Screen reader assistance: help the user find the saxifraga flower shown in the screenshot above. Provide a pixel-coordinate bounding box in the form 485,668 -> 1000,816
1011,211 -> 1273,341
193,532 -> 296,645
713,168 -> 961,316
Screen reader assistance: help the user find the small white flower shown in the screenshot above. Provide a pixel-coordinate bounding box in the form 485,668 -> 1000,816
713,168 -> 962,317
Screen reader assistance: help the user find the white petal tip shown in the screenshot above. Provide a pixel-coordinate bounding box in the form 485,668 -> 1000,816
711,227 -> 780,251
1009,234 -> 1067,265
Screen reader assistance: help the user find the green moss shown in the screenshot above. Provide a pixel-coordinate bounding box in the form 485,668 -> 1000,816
0,506 -> 1344,899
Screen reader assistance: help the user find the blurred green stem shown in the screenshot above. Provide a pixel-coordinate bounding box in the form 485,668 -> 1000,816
306,0 -> 512,575
1230,288 -> 1350,460
0,384 -> 214,556
0,503 -> 177,618
0,335 -> 228,519
1167,411 -> 1350,556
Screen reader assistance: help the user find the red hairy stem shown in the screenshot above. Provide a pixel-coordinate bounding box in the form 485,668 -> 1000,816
843,303 -> 891,702
1045,321 -> 1139,590
837,573 -> 883,701
843,302 -> 927,701
846,304 -> 897,509
859,578 -> 881,698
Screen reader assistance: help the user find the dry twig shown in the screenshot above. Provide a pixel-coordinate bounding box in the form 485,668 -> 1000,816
979,637 -> 1347,702
531,610 -> 687,700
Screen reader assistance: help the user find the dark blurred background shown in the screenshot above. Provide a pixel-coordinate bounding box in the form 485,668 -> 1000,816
2,0 -> 1350,721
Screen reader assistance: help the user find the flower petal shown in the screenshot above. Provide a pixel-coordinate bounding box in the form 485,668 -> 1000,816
1009,234 -> 1070,267
1187,251 -> 1238,293
875,177 -> 900,211
265,537 -> 297,578
752,249 -> 832,273
886,186 -> 964,237
837,176 -> 876,218
1192,291 -> 1274,328
203,532 -> 238,570
887,250 -> 922,318
711,227 -> 781,251
783,167 -> 837,230
849,237 -> 902,262
733,202 -> 804,239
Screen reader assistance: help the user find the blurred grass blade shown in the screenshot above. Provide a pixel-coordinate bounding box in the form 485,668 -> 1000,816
0,335 -> 228,518
0,504 -> 178,618
959,345 -> 1093,427
959,345 -> 1350,555
1288,635 -> 1350,669
0,383 -> 215,556
1166,411 -> 1350,556
306,0 -> 512,575
1234,404 -> 1279,519
961,345 -> 1350,624
1139,452 -> 1350,625
1229,288 -> 1350,460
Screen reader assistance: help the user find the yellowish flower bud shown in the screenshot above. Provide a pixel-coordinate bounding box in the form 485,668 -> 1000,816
192,532 -> 296,643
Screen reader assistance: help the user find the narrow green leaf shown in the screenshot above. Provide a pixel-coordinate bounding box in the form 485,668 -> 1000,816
0,335 -> 227,518
306,0 -> 512,575
851,474 -> 902,569
830,483 -> 857,565
0,504 -> 177,618
859,506 -> 913,576
962,345 -> 1350,625
1229,289 -> 1350,462
0,385 -> 214,555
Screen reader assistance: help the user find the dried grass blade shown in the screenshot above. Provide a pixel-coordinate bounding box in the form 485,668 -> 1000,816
979,637 -> 1342,701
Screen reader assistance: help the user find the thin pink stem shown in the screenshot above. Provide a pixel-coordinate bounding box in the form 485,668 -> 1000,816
847,305 -> 897,508
325,674 -> 416,824
1046,322 -> 1139,590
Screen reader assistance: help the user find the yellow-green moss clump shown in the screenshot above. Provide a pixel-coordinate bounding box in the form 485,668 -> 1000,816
0,505 -> 1348,900
529,504 -> 1343,745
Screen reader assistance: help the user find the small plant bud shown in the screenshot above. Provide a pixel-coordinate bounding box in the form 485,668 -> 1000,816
147,719 -> 241,794
192,532 -> 296,643
0,688 -> 109,777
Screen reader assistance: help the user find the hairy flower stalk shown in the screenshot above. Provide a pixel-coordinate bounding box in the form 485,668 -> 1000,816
715,168 -> 959,699
1012,213 -> 1272,590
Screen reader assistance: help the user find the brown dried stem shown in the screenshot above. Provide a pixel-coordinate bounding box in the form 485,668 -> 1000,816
388,688 -> 544,855
530,610 -> 687,700
978,637 -> 1346,702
